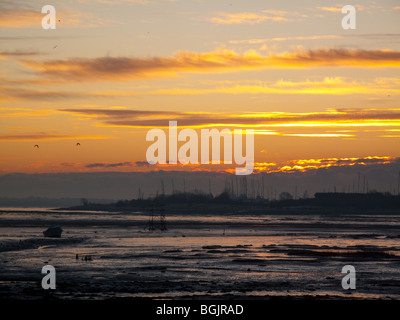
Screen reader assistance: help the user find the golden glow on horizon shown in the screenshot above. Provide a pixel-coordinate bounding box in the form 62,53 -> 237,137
93,120 -> 400,129
253,156 -> 393,173
283,133 -> 354,137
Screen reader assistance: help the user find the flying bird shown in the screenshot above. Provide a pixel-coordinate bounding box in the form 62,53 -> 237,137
34,145 -> 39,148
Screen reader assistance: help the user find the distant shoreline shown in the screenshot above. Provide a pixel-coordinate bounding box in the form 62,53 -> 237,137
55,192 -> 400,214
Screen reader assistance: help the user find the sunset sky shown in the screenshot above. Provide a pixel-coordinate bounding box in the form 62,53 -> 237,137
1,0 -> 400,175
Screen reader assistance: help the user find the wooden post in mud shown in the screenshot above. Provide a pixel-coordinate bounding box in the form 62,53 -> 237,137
146,208 -> 156,231
146,206 -> 167,231
159,207 -> 167,231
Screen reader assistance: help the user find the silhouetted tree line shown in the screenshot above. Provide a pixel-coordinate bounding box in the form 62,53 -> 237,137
112,191 -> 233,207
69,190 -> 400,211
272,191 -> 400,209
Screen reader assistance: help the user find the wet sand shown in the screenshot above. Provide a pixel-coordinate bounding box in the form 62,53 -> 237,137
0,208 -> 399,301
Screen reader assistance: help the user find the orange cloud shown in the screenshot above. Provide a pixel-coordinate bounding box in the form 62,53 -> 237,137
60,108 -> 400,130
3,76 -> 398,101
210,12 -> 288,24
317,5 -> 364,12
60,108 -> 182,119
0,133 -> 110,141
18,48 -> 400,82
0,108 -> 56,117
0,8 -> 115,28
253,156 -> 393,173
0,9 -> 42,28
281,133 -> 354,138
209,9 -> 307,25
316,6 -> 343,13
229,35 -> 341,44
0,86 -> 93,102
118,156 -> 397,174
0,50 -> 44,59
149,77 -> 400,96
